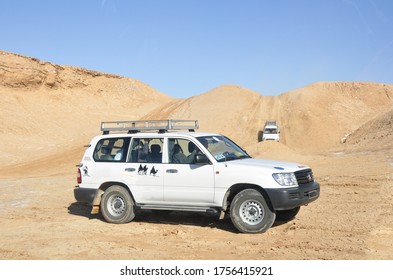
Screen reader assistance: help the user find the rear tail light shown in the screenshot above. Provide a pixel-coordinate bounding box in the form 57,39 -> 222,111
77,168 -> 82,184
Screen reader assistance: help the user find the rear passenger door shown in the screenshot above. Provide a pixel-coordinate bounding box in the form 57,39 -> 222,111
121,137 -> 164,203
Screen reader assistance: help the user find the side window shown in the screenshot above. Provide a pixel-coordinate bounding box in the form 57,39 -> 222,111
93,137 -> 130,162
168,138 -> 198,164
128,138 -> 163,163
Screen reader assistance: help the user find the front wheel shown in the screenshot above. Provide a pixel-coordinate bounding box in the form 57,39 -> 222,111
100,185 -> 135,224
230,189 -> 275,233
257,131 -> 263,142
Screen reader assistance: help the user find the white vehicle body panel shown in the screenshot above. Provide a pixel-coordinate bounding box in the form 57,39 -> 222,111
163,163 -> 215,205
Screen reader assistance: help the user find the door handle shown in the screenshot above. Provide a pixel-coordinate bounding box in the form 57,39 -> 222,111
125,168 -> 136,172
166,169 -> 178,173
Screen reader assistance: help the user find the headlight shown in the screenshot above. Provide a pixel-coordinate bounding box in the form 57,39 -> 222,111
272,173 -> 297,186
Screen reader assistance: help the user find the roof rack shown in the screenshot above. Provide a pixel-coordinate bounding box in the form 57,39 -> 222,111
264,120 -> 277,127
101,119 -> 199,134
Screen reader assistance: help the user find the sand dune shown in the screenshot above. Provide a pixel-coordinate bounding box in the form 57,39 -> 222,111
0,50 -> 173,166
278,82 -> 393,152
2,50 -> 393,164
144,81 -> 393,153
343,107 -> 393,151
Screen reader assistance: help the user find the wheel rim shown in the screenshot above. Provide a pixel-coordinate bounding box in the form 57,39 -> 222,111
107,194 -> 126,217
239,199 -> 264,225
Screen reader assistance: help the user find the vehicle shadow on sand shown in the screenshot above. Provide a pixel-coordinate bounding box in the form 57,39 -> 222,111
68,202 -> 236,232
68,202 -> 289,233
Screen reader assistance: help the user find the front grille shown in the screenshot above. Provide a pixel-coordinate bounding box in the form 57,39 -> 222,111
295,169 -> 314,186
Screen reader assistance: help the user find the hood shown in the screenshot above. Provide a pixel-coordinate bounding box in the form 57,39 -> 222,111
225,158 -> 309,173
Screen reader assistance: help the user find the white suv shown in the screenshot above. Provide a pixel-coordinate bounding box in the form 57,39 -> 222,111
74,120 -> 319,233
259,120 -> 280,142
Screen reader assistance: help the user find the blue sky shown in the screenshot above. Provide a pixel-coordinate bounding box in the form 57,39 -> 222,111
1,0 -> 393,98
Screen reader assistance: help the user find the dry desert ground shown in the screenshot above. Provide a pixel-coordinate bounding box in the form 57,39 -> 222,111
1,50 -> 393,260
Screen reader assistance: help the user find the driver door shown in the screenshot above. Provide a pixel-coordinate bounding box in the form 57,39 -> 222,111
163,138 -> 215,205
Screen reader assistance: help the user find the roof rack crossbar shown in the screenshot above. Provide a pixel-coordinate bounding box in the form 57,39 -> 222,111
264,120 -> 277,126
100,119 -> 199,134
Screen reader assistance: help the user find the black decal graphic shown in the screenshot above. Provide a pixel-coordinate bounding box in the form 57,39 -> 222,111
150,166 -> 158,176
83,166 -> 89,176
138,164 -> 148,175
137,165 -> 159,176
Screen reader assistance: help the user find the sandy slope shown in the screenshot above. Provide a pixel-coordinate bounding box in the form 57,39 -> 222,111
0,51 -> 173,166
1,50 -> 393,260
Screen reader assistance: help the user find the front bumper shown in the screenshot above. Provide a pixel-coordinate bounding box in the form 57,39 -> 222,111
265,182 -> 320,210
74,186 -> 97,205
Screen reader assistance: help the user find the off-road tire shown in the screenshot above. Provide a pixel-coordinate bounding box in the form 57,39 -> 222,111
101,185 -> 135,224
276,206 -> 300,222
257,131 -> 263,142
230,189 -> 275,233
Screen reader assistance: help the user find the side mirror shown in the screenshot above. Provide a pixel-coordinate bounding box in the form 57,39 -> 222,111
195,154 -> 210,164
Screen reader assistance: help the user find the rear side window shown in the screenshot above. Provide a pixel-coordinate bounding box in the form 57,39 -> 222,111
93,137 -> 130,162
128,138 -> 163,163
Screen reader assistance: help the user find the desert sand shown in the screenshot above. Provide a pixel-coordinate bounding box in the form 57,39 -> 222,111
1,50 -> 393,260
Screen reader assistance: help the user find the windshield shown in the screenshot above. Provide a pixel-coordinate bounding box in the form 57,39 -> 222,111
196,135 -> 251,162
264,128 -> 277,134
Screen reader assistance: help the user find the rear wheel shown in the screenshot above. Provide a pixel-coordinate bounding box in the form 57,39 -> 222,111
100,185 -> 135,224
230,189 -> 275,233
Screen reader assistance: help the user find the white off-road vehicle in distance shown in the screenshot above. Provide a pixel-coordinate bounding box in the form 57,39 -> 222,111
258,120 -> 280,142
74,120 -> 319,233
